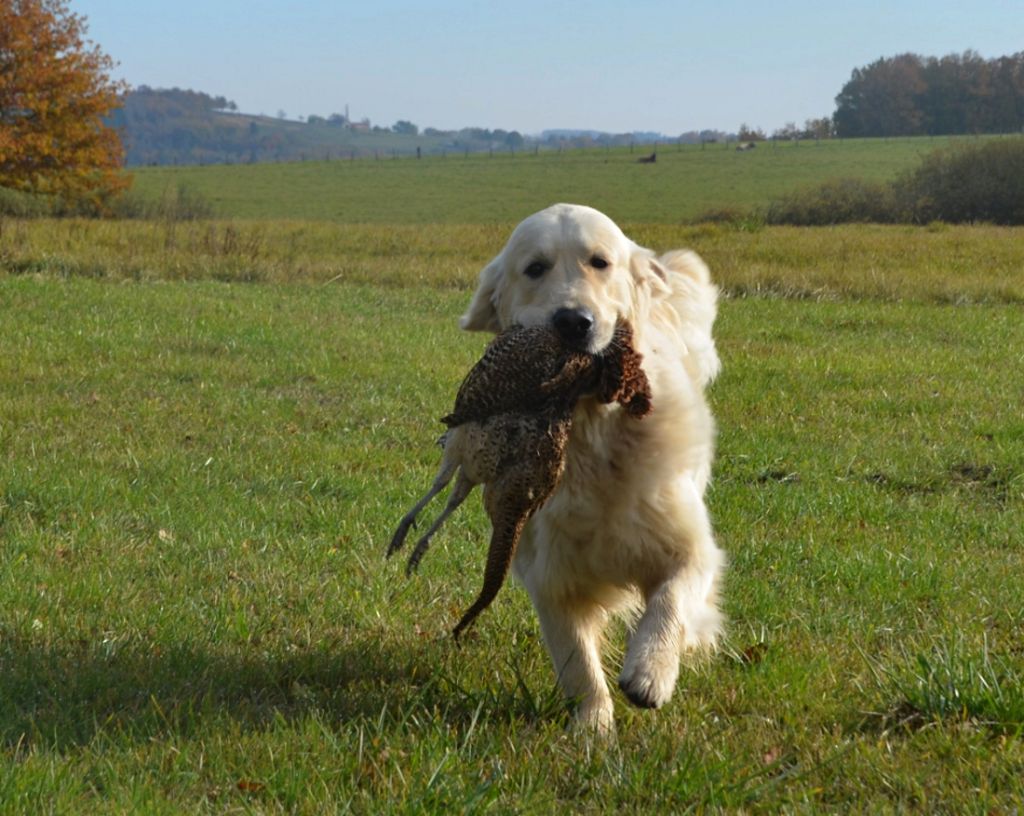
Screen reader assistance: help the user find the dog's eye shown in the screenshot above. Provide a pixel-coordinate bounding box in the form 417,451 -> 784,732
524,261 -> 548,279
590,256 -> 609,270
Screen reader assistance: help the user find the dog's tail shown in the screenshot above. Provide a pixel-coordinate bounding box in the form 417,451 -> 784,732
658,249 -> 721,388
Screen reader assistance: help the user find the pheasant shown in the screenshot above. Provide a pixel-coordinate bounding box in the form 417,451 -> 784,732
387,320 -> 651,638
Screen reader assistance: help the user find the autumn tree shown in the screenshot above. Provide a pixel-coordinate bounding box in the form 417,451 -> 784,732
0,0 -> 130,206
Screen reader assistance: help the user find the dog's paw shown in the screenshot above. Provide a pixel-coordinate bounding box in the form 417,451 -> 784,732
572,697 -> 616,738
618,654 -> 680,710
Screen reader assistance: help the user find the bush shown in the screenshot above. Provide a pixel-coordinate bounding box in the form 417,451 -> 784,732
691,206 -> 765,231
108,183 -> 215,221
764,178 -> 899,225
0,182 -> 214,221
764,137 -> 1024,226
0,187 -> 53,217
895,138 -> 1024,225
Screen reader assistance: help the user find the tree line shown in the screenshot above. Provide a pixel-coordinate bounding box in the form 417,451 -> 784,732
5,0 -> 1024,210
833,51 -> 1024,137
111,90 -> 538,166
110,88 -> 731,167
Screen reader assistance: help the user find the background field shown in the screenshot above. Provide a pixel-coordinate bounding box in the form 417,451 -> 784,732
2,140 -> 1024,811
129,136 -> 976,223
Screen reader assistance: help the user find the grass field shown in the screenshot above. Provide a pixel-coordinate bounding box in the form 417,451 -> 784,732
129,135 -> 981,223
2,213 -> 1023,811
2,139 -> 1024,810
4,218 -> 1024,303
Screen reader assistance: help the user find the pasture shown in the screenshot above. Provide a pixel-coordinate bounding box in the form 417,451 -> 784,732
128,135 -> 977,223
2,142 -> 1024,810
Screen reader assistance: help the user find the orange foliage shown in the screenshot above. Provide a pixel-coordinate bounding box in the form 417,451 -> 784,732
0,0 -> 131,207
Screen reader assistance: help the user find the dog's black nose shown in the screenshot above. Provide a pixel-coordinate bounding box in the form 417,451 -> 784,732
552,308 -> 594,345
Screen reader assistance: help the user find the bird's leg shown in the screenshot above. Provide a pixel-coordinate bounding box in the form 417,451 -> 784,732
387,456 -> 459,558
406,470 -> 476,575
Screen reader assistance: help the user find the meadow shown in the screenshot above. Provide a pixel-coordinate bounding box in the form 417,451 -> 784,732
129,135 -> 976,223
2,141 -> 1024,811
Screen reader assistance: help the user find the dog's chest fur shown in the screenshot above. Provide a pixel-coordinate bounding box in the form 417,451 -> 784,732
514,330 -> 714,593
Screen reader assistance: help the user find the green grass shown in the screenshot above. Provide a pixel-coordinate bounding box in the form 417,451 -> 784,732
4,218 -> 1024,304
129,136 -> 980,223
2,230 -> 1023,810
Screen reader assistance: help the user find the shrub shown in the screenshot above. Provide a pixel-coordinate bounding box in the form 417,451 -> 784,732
0,182 -> 214,221
691,206 -> 765,231
0,187 -> 53,217
108,183 -> 215,221
764,137 -> 1024,226
763,177 -> 899,225
895,138 -> 1024,225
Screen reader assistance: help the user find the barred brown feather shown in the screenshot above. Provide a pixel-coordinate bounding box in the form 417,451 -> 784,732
388,320 -> 652,638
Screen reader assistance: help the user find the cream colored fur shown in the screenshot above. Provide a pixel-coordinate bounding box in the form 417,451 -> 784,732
460,203 -> 724,733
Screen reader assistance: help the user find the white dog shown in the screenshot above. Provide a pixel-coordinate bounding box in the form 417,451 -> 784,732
459,203 -> 724,732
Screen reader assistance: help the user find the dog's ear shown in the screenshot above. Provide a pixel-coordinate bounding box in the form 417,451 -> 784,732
460,255 -> 504,332
629,246 -> 671,297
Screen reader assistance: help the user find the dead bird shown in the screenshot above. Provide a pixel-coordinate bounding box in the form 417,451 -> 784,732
387,321 -> 651,638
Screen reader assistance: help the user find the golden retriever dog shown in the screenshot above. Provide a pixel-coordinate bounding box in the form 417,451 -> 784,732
460,203 -> 724,733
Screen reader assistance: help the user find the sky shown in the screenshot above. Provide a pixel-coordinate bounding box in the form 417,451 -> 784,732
72,0 -> 1022,135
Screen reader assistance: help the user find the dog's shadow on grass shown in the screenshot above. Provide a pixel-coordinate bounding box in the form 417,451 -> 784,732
0,630 -> 470,750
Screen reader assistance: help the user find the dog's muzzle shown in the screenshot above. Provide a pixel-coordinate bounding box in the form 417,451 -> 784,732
552,307 -> 594,348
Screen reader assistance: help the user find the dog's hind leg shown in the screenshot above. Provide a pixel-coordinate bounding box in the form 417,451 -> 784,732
405,469 -> 476,575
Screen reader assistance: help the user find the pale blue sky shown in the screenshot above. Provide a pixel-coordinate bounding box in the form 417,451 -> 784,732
73,0 -> 1022,134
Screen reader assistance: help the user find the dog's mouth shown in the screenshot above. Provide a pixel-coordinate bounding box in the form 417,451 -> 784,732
549,307 -> 617,355
582,323 -> 618,356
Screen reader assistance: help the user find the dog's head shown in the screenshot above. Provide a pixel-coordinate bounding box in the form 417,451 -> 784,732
460,204 -> 669,353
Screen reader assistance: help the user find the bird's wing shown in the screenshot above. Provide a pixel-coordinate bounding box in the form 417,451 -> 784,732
443,328 -> 565,426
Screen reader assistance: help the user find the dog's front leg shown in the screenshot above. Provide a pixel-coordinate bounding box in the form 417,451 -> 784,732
525,586 -> 614,734
619,482 -> 723,709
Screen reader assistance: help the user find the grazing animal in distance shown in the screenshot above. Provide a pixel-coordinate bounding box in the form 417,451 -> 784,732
637,151 -> 657,163
387,321 -> 651,638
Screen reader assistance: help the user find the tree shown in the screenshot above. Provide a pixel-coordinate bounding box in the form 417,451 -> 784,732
772,121 -> 800,140
832,51 -> 1024,138
737,123 -> 766,141
833,54 -> 926,137
392,120 -> 418,136
803,117 -> 834,139
0,0 -> 130,205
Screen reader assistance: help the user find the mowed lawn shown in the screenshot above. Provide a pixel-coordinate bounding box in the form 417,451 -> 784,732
2,231 -> 1023,811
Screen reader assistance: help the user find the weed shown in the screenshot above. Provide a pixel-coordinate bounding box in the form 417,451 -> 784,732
864,638 -> 1024,735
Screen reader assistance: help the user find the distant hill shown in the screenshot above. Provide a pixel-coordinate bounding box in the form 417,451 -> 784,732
109,88 -> 732,167
109,87 -> 451,166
